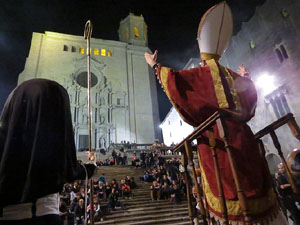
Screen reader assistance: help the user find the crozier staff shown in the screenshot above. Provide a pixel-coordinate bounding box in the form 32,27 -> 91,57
0,79 -> 96,225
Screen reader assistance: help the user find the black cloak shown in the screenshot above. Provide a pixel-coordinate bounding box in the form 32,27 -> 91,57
0,79 -> 94,208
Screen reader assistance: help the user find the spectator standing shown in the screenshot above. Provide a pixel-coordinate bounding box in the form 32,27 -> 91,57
74,199 -> 85,225
276,163 -> 300,225
59,200 -> 68,225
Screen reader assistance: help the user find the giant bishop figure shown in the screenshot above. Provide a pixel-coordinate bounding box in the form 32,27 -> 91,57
145,2 -> 288,225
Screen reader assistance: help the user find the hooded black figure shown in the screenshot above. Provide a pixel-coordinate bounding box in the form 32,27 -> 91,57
0,79 -> 95,210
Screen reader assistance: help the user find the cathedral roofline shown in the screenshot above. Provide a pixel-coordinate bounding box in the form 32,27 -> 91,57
33,31 -> 150,51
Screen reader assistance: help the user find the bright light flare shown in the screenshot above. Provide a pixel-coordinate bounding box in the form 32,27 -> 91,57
159,124 -> 163,129
255,73 -> 276,95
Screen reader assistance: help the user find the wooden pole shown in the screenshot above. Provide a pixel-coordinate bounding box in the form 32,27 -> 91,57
287,116 -> 300,141
184,141 -> 208,225
181,148 -> 195,225
216,118 -> 251,225
207,129 -> 229,224
269,130 -> 298,194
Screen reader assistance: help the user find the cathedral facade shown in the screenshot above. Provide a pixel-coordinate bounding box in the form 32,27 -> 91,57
18,13 -> 161,150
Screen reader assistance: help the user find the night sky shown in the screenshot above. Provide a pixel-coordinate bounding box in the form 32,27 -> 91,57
0,0 -> 265,120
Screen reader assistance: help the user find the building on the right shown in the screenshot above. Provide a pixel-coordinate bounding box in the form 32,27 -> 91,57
220,0 -> 300,173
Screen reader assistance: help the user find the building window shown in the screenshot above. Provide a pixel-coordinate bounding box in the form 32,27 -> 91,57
281,9 -> 289,18
79,135 -> 89,149
79,48 -> 84,54
101,49 -> 106,56
180,120 -> 182,126
95,108 -> 98,123
280,45 -> 288,59
266,89 -> 291,119
168,120 -> 170,125
117,98 -> 121,105
275,44 -> 288,63
170,132 -> 172,137
249,40 -> 255,49
63,45 -> 68,51
134,27 -> 139,37
100,97 -> 105,105
71,46 -> 76,52
107,50 -> 112,57
94,48 -> 99,55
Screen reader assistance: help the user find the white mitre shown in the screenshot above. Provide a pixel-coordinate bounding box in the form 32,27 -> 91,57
197,1 -> 233,61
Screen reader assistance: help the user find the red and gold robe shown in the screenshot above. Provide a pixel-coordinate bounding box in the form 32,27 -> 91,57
156,59 -> 278,224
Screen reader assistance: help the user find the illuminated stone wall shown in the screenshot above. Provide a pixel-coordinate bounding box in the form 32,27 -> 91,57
18,14 -> 161,150
160,107 -> 194,146
220,0 -> 300,172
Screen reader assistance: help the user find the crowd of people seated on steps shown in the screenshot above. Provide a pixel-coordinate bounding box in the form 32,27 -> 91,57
58,172 -> 137,224
95,158 -> 115,166
137,155 -> 186,204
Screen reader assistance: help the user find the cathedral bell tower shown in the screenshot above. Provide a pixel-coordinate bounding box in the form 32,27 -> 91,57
118,13 -> 148,47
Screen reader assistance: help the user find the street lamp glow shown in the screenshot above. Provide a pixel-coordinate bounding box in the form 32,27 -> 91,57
255,73 -> 276,95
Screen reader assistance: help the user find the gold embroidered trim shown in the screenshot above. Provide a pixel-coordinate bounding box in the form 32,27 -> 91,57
206,59 -> 229,109
200,52 -> 221,61
200,164 -> 277,217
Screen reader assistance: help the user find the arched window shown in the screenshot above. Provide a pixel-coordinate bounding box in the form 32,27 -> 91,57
94,48 -> 99,55
280,45 -> 288,59
63,45 -> 68,51
134,27 -> 139,37
79,48 -> 84,54
101,49 -> 106,56
249,40 -> 255,49
107,50 -> 112,57
275,48 -> 283,63
71,46 -> 76,52
281,9 -> 289,18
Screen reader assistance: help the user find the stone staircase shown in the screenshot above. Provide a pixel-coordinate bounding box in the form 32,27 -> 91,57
94,166 -> 192,225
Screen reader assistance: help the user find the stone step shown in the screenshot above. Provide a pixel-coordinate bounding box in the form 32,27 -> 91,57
97,210 -> 189,224
99,199 -> 187,210
96,216 -> 192,225
105,206 -> 188,219
116,204 -> 187,213
92,166 -> 190,225
122,201 -> 187,210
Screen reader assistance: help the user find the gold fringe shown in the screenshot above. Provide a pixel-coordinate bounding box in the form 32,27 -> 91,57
206,203 -> 281,225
